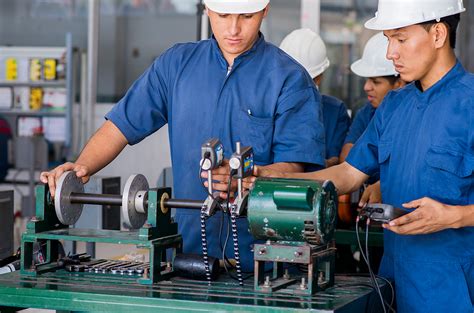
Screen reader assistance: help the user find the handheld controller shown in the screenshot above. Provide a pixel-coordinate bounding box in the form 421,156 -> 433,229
360,203 -> 411,223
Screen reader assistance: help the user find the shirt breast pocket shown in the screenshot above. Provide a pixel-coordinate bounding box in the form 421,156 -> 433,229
425,146 -> 473,203
238,110 -> 274,164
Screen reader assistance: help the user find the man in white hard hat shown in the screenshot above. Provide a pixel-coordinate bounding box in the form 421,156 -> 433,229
255,1 -> 473,311
40,0 -> 326,272
280,28 -> 350,169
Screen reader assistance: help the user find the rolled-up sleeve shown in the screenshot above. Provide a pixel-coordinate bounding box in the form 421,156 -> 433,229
105,51 -> 171,145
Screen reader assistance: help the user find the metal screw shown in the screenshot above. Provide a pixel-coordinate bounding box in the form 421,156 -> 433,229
294,250 -> 303,257
263,276 -> 271,288
258,248 -> 266,255
299,277 -> 307,290
31,216 -> 39,222
143,223 -> 152,229
283,269 -> 290,280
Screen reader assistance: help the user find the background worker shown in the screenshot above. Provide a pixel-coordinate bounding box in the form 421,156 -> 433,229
254,0 -> 473,311
340,32 -> 405,214
280,28 -> 350,169
40,0 -> 326,272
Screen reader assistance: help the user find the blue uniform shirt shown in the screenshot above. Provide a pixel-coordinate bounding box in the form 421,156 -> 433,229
344,102 -> 376,145
322,95 -> 350,159
106,34 -> 326,271
344,102 -> 379,182
306,95 -> 350,172
347,61 -> 474,313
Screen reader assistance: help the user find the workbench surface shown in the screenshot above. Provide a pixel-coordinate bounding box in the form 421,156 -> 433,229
0,272 -> 386,312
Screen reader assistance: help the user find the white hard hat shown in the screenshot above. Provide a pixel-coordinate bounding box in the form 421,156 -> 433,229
279,28 -> 330,79
365,0 -> 465,30
204,0 -> 269,14
350,32 -> 397,78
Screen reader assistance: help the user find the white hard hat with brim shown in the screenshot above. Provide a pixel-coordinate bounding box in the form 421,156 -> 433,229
365,0 -> 465,30
204,0 -> 269,14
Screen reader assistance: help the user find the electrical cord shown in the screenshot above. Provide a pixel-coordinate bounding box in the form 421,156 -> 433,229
356,213 -> 396,313
356,216 -> 386,313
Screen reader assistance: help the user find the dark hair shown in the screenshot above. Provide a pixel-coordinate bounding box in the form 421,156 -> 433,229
419,13 -> 461,49
381,75 -> 400,85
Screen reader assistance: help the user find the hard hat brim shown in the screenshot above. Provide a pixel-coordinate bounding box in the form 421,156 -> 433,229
205,1 -> 269,14
350,59 -> 398,78
308,58 -> 330,78
365,9 -> 466,31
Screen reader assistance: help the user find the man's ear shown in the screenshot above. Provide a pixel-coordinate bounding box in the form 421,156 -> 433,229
262,5 -> 270,18
432,22 -> 449,49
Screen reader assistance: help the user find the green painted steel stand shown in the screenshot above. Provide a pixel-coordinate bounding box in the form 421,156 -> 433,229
20,185 -> 182,285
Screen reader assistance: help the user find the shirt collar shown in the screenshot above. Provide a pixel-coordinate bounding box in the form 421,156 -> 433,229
210,32 -> 265,69
414,60 -> 466,106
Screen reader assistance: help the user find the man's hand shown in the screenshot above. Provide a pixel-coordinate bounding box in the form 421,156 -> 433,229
40,163 -> 91,198
359,181 -> 382,207
383,197 -> 463,235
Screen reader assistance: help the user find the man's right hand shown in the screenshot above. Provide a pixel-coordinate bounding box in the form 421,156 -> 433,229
39,162 -> 91,198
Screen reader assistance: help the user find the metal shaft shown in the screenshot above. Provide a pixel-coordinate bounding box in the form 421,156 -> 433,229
69,193 -> 122,206
236,142 -> 243,200
163,199 -> 204,209
69,192 -> 204,209
207,170 -> 213,196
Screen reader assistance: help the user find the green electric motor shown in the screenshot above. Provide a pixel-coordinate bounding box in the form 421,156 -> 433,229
248,178 -> 337,245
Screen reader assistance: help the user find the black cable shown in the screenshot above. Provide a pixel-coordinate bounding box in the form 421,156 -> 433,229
365,219 -> 387,313
365,219 -> 396,313
356,216 -> 387,313
356,214 -> 396,313
221,173 -> 235,270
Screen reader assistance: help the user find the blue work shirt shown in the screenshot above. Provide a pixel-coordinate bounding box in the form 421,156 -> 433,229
322,95 -> 350,159
344,102 -> 376,145
347,61 -> 474,313
344,102 -> 379,182
106,34 -> 326,272
306,95 -> 350,172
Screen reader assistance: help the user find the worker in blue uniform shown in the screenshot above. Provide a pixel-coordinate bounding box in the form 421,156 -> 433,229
254,0 -> 473,312
40,0 -> 325,272
280,28 -> 350,169
343,32 -> 405,206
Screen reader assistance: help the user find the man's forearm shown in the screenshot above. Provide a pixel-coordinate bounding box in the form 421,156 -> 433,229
261,162 -> 305,173
260,162 -> 367,195
76,121 -> 128,175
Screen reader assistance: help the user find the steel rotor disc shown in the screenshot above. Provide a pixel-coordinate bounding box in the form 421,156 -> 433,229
55,171 -> 84,225
122,174 -> 149,229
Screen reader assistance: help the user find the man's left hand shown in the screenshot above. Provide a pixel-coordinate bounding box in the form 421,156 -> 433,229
383,197 -> 462,235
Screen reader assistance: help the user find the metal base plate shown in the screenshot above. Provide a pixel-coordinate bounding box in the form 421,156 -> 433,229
55,171 -> 85,225
122,174 -> 149,229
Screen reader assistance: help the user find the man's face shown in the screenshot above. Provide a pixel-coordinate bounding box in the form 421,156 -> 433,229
207,6 -> 268,64
364,77 -> 396,108
384,25 -> 437,83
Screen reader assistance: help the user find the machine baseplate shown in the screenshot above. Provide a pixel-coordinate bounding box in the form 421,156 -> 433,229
0,272 -> 387,312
